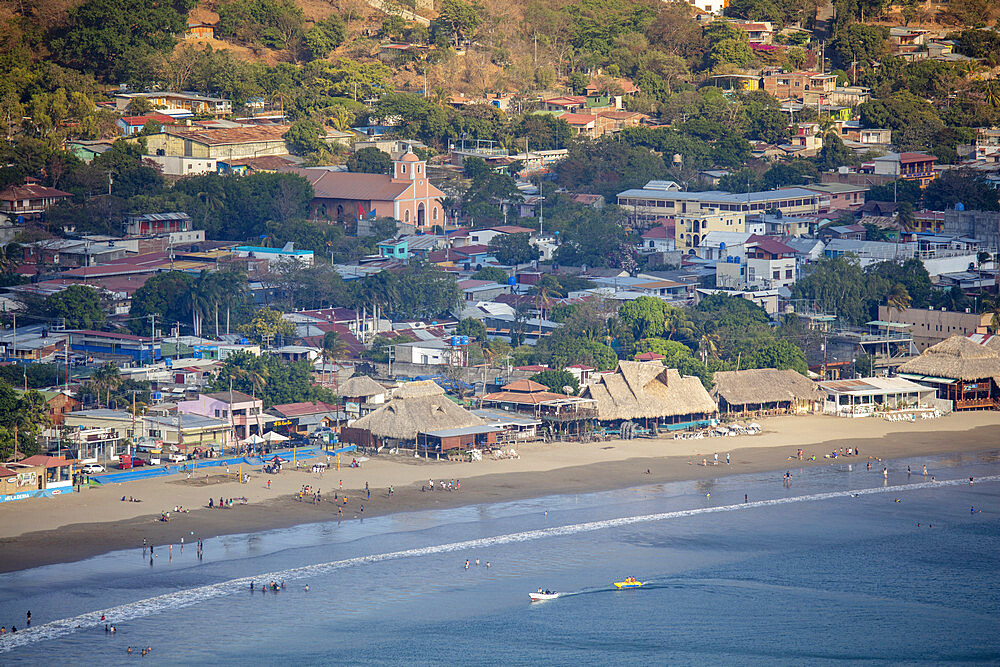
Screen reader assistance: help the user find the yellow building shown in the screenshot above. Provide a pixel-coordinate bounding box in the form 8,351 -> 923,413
675,211 -> 747,251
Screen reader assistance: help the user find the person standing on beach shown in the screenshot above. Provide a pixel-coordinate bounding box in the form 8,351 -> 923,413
883,468 -> 888,480
923,465 -> 927,476
726,453 -> 731,465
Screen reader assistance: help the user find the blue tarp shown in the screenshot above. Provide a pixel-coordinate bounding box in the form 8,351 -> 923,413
90,446 -> 356,485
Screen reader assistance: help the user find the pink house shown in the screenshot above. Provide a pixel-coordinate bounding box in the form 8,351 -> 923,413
177,390 -> 264,447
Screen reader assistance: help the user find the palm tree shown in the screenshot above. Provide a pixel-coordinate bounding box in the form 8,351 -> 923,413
198,189 -> 225,226
91,363 -> 122,408
698,332 -> 720,364
322,330 -> 348,384
885,283 -> 911,359
664,306 -> 695,343
181,271 -> 216,337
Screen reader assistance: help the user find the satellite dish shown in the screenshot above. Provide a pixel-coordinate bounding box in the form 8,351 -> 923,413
562,385 -> 575,395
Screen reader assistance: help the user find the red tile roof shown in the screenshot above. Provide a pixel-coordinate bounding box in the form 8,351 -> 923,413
20,455 -> 76,468
560,113 -> 597,126
120,113 -> 176,126
501,379 -> 549,392
162,124 -> 291,146
641,225 -> 672,239
284,168 -> 416,202
747,235 -> 796,255
898,152 -> 937,163
482,389 -> 571,404
0,183 -> 72,201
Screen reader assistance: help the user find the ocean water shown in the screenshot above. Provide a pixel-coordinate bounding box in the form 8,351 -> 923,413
2,450 -> 999,665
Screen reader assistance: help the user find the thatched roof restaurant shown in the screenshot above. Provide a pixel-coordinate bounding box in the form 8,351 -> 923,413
480,379 -> 597,439
711,368 -> 822,415
582,361 -> 717,429
338,375 -> 387,401
340,381 -> 496,454
338,375 -> 388,418
898,335 -> 1000,410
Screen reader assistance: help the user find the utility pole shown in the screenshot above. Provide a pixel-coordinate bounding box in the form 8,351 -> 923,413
149,314 -> 155,365
11,311 -> 15,362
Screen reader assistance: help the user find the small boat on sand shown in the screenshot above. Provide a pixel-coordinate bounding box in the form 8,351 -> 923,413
614,578 -> 644,589
529,589 -> 559,601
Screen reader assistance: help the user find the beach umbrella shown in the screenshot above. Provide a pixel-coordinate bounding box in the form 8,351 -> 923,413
263,431 -> 289,443
244,434 -> 266,445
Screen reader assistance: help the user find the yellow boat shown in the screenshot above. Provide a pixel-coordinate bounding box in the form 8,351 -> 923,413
614,578 -> 644,589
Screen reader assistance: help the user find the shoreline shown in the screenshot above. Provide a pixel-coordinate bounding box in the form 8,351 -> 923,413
1,416 -> 998,574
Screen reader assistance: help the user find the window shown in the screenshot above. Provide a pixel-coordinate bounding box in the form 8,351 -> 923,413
773,270 -> 780,279
785,269 -> 793,279
401,164 -> 406,173
214,409 -> 220,417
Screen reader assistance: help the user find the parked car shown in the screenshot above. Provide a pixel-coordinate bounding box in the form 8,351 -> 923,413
167,453 -> 188,463
82,464 -> 105,474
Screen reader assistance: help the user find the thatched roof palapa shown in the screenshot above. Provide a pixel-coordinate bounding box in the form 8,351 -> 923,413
582,361 -> 716,421
898,335 -> 1000,382
338,375 -> 386,398
349,380 -> 484,441
711,368 -> 821,408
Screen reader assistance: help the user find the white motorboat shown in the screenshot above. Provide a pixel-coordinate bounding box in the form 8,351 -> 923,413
529,589 -> 559,601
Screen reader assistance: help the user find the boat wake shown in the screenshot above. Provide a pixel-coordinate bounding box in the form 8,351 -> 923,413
1,474 -> 995,653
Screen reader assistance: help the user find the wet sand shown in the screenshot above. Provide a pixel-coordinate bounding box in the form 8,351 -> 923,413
0,412 -> 997,573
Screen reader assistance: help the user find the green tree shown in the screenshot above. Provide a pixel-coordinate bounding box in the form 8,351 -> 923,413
45,285 -> 105,329
617,296 -> 667,341
829,24 -> 888,70
216,0 -> 305,49
238,306 -> 296,345
472,266 -> 509,283
210,351 -> 334,407
488,233 -> 539,265
347,147 -> 393,174
816,134 -> 855,171
923,170 -> 1000,212
554,207 -> 636,270
52,0 -> 192,80
322,330 -> 348,370
530,369 -> 580,395
515,115 -> 574,151
389,261 -> 461,319
557,138 -> 667,201
304,15 -> 346,60
284,119 -> 326,156
704,21 -> 752,69
128,271 -> 194,334
791,255 -> 879,325
455,318 -> 488,341
0,383 -> 48,460
437,0 -> 484,44
90,362 -> 122,408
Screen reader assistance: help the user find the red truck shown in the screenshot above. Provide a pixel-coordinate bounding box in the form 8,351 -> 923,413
118,455 -> 148,470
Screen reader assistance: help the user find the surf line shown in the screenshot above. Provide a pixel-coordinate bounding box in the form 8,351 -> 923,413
2,474 -> 996,653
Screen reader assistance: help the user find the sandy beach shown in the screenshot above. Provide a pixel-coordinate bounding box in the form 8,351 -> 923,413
1,411 -> 997,573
